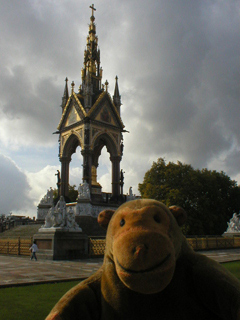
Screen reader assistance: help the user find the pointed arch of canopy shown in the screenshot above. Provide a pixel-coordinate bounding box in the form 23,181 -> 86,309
92,132 -> 118,167
62,132 -> 83,158
59,132 -> 83,198
91,132 -> 121,200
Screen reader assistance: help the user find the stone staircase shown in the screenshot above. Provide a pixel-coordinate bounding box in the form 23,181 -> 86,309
0,224 -> 42,239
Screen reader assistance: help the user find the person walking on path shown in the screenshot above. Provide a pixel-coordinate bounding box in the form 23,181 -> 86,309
29,240 -> 38,261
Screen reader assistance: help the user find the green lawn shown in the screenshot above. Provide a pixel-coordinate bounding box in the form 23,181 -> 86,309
0,261 -> 240,320
222,260 -> 240,280
0,280 -> 80,320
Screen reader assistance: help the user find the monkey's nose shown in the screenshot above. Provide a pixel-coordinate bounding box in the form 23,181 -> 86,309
133,244 -> 148,257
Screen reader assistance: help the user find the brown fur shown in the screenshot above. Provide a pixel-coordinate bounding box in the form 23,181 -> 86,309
46,199 -> 240,320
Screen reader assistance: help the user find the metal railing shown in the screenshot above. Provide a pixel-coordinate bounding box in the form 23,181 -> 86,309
89,235 -> 240,256
1,235 -> 239,258
0,237 -> 32,256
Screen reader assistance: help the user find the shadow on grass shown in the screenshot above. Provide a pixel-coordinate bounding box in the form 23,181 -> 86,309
0,280 -> 80,320
1,261 -> 240,320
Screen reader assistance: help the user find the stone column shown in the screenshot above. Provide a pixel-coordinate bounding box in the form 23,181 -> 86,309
60,156 -> 71,197
81,149 -> 92,187
110,156 -> 121,200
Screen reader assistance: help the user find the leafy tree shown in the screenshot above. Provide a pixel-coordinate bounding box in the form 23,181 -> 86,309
68,185 -> 78,202
53,185 -> 78,204
138,158 -> 240,235
53,188 -> 58,203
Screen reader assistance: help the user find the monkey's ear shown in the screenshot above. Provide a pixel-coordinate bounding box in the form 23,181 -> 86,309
98,209 -> 115,230
169,206 -> 187,227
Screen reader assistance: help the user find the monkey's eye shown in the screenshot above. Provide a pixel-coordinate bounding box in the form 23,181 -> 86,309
120,219 -> 125,227
154,215 -> 161,223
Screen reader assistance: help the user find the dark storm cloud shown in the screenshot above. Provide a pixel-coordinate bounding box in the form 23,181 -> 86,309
0,64 -> 61,147
0,0 -> 90,147
0,155 -> 31,214
113,0 -> 240,176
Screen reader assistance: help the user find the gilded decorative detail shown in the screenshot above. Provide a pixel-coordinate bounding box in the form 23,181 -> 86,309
60,134 -> 68,155
61,130 -> 84,153
66,105 -> 80,127
91,129 -> 119,153
87,91 -> 124,129
78,128 -> 84,140
57,92 -> 86,131
72,92 -> 86,116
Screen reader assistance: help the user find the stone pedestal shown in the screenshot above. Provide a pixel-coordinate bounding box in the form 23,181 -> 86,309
37,203 -> 52,222
91,185 -> 104,202
75,200 -> 117,218
33,229 -> 88,260
37,188 -> 54,221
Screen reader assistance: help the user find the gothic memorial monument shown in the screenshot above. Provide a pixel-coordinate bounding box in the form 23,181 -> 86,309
57,4 -> 125,204
35,5 -> 132,259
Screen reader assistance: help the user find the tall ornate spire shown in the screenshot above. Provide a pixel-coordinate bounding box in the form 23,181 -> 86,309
57,5 -> 125,202
61,77 -> 69,112
80,4 -> 102,111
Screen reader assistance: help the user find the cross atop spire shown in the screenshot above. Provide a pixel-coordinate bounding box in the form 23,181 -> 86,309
90,4 -> 96,17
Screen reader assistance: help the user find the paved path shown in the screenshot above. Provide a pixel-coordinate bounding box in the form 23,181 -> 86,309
0,255 -> 103,288
0,249 -> 240,288
200,248 -> 240,263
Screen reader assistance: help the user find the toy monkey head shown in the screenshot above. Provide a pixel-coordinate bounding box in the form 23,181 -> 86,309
98,199 -> 187,294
